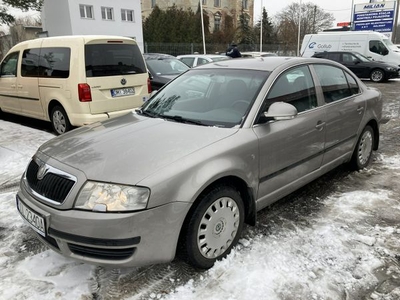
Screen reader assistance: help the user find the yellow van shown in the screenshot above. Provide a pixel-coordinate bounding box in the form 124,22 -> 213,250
0,35 -> 150,134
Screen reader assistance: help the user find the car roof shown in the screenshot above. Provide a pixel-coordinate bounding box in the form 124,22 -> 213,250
143,53 -> 176,60
177,54 -> 227,58
194,56 -> 326,72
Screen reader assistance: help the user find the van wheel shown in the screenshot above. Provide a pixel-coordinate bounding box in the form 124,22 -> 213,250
51,106 -> 71,135
181,185 -> 244,269
351,125 -> 374,170
370,69 -> 385,82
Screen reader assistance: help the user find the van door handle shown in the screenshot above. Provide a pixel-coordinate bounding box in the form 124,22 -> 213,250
11,84 -> 16,88
357,106 -> 364,114
17,84 -> 23,89
315,121 -> 325,131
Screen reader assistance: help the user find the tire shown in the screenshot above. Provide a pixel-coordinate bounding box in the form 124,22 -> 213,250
182,185 -> 245,269
51,105 -> 71,135
370,69 -> 385,83
351,125 -> 374,170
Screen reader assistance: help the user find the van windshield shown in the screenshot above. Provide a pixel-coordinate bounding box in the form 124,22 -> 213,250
85,44 -> 146,77
382,38 -> 394,47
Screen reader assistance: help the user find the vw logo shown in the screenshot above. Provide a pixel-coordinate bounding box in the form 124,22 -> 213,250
37,164 -> 48,180
121,78 -> 127,85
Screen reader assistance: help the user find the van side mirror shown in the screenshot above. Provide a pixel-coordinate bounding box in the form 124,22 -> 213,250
382,49 -> 389,56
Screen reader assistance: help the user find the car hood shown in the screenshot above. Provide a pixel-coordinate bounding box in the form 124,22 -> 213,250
38,113 -> 237,185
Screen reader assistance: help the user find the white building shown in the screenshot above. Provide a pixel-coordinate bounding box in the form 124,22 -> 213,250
41,0 -> 144,51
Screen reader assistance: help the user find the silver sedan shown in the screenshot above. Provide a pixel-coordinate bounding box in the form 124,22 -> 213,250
16,57 -> 382,269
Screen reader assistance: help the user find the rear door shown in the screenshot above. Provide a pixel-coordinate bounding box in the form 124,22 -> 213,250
312,64 -> 365,165
84,38 -> 149,113
0,51 -> 20,113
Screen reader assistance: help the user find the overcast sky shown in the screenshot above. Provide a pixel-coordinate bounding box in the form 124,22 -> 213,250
253,0 -> 395,25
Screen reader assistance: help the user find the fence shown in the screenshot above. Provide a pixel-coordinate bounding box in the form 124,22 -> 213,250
144,42 -> 298,56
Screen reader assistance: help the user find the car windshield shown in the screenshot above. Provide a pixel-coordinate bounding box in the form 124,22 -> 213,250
140,69 -> 269,128
146,58 -> 189,75
353,52 -> 371,62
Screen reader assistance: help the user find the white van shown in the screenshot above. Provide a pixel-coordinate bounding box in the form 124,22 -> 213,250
300,31 -> 400,66
0,35 -> 150,135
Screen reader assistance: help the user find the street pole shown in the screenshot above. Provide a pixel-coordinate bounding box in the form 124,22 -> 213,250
200,0 -> 206,54
260,0 -> 263,53
297,0 -> 302,56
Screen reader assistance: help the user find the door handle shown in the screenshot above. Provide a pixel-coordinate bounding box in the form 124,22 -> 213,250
17,84 -> 23,89
315,121 -> 325,131
357,106 -> 364,114
11,84 -> 16,88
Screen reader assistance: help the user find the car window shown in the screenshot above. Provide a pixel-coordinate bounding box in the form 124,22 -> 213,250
345,72 -> 360,95
198,58 -> 209,65
264,65 -> 317,113
327,53 -> 340,62
342,53 -> 356,63
1,51 -> 19,77
314,64 -> 352,103
141,69 -> 269,128
180,57 -> 195,67
21,47 -> 71,78
85,43 -> 146,77
369,40 -> 389,56
146,58 -> 189,75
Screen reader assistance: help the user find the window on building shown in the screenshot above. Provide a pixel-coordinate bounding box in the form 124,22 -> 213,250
242,0 -> 248,9
121,9 -> 135,22
151,0 -> 156,8
202,0 -> 207,5
79,4 -> 93,19
214,13 -> 221,31
101,7 -> 114,20
214,0 -> 220,7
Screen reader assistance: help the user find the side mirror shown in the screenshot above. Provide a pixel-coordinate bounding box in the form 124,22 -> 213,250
264,102 -> 298,120
354,59 -> 361,64
148,71 -> 153,80
382,49 -> 389,56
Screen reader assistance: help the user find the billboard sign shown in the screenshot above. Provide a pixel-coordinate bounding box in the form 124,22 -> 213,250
353,1 -> 397,38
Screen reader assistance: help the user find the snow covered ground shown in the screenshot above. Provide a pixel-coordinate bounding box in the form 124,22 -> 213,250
0,81 -> 399,300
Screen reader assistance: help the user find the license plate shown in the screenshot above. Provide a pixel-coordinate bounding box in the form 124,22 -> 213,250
111,87 -> 135,97
17,198 -> 46,237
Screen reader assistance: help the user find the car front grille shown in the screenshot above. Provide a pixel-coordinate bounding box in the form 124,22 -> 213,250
68,243 -> 136,260
26,159 -> 75,204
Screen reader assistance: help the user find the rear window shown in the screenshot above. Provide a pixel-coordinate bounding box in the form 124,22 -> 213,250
85,43 -> 146,77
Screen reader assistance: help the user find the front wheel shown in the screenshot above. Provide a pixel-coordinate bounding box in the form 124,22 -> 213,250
181,185 -> 245,269
351,125 -> 374,170
51,105 -> 72,135
370,69 -> 385,83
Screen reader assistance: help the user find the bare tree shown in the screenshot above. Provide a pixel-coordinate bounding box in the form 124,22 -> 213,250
275,2 -> 334,54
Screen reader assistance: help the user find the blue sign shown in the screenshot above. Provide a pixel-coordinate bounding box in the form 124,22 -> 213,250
354,20 -> 394,32
354,10 -> 394,22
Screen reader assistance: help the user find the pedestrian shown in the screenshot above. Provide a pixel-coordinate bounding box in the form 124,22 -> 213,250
226,43 -> 242,58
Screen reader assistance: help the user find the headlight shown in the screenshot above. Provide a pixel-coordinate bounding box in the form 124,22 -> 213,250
75,181 -> 150,212
385,67 -> 395,71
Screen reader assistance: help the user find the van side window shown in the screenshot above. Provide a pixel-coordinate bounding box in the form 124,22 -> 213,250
264,65 -> 317,113
85,43 -> 146,77
21,47 -> 70,78
369,40 -> 388,56
314,64 -> 352,103
1,52 -> 19,77
21,48 -> 40,77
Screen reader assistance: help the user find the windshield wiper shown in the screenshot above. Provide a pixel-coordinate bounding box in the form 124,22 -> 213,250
135,109 -> 157,118
159,115 -> 207,126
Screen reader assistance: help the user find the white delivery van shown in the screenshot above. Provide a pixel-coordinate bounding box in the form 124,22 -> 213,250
300,31 -> 400,66
0,35 -> 150,135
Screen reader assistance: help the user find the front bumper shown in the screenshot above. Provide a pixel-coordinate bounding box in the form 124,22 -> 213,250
16,187 -> 191,268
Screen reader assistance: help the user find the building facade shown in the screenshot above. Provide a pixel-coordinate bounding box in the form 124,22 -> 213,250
141,0 -> 254,33
41,0 -> 144,51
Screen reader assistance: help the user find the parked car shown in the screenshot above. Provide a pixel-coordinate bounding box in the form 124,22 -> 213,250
17,57 -> 382,270
143,53 -> 189,90
241,51 -> 277,58
0,35 -> 151,135
177,54 -> 231,67
312,51 -> 400,82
